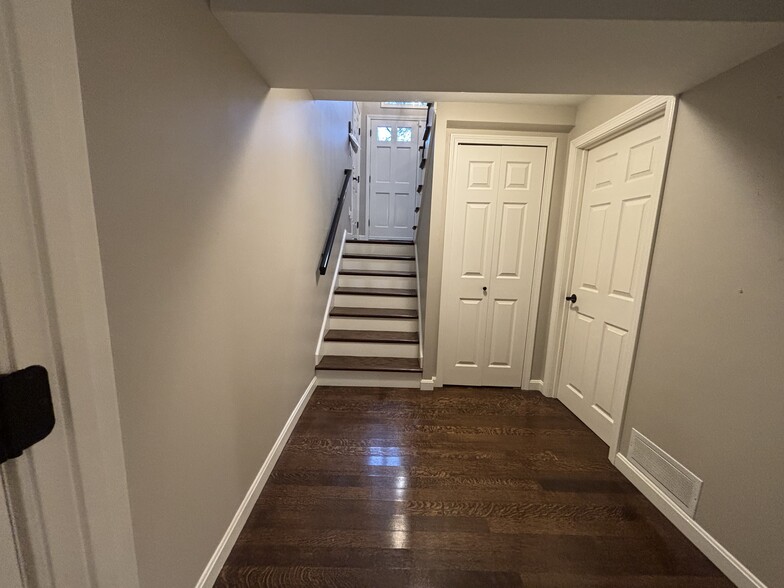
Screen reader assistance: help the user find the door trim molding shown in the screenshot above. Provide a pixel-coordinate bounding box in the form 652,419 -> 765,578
436,133 -> 558,389
364,113 -> 426,239
542,96 -> 678,459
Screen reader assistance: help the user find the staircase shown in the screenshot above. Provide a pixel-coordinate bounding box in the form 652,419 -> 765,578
316,238 -> 423,387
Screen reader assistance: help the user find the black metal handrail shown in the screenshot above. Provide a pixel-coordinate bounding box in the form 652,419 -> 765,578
319,169 -> 352,275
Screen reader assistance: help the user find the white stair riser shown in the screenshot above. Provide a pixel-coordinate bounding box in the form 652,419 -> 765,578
341,258 -> 415,272
316,370 -> 421,388
333,294 -> 417,309
321,341 -> 419,358
339,275 -> 416,290
328,317 -> 418,332
344,243 -> 414,256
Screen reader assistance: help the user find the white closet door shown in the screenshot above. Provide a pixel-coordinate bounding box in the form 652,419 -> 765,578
441,144 -> 500,385
441,143 -> 547,387
557,115 -> 667,444
482,146 -> 547,386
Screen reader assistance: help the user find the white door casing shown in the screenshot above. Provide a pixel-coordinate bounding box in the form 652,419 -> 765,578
0,2 -> 139,586
545,96 -> 677,456
367,116 -> 422,240
349,102 -> 361,237
439,136 -> 556,388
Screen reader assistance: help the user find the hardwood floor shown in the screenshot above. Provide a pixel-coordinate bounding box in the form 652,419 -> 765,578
216,387 -> 732,587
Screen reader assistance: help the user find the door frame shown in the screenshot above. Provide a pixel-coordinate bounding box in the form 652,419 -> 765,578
543,96 -> 678,459
437,133 -> 558,389
349,102 -> 361,238
364,113 -> 426,239
0,2 -> 139,585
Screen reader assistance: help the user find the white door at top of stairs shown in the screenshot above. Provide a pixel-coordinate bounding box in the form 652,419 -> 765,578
440,141 -> 552,388
367,117 -> 421,240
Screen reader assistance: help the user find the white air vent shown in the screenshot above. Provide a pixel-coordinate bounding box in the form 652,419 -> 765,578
628,429 -> 703,517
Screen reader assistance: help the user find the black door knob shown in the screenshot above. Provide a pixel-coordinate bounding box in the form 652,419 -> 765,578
483,286 -> 487,293
566,293 -> 577,304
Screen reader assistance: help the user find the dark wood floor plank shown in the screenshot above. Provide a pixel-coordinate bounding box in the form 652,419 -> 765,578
218,386 -> 732,587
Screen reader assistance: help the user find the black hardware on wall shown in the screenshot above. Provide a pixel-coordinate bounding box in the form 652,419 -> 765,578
319,169 -> 352,276
415,206 -> 420,213
0,365 -> 55,464
419,158 -> 427,170
417,185 -> 423,193
422,125 -> 432,142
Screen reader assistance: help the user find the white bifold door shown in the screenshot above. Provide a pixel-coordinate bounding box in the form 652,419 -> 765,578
557,115 -> 667,444
368,119 -> 419,240
441,144 -> 547,387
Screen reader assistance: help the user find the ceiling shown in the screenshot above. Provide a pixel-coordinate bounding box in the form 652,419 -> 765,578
211,3 -> 784,97
312,91 -> 589,106
212,1 -> 784,22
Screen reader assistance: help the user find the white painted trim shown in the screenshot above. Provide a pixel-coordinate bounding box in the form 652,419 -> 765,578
414,244 -> 424,368
527,379 -> 545,393
614,454 -> 766,588
419,377 -> 436,391
436,133 -> 558,389
316,370 -> 421,388
364,113 -> 427,239
0,3 -> 139,585
196,376 -> 319,588
315,230 -> 347,364
542,96 -> 678,458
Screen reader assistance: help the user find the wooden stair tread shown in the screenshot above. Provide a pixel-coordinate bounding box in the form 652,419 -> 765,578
347,239 -> 414,245
334,287 -> 417,297
325,330 -> 419,344
316,355 -> 422,373
343,253 -> 415,261
340,269 -> 416,277
330,307 -> 418,319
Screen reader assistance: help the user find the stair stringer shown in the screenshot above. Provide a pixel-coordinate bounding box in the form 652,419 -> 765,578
315,229 -> 347,365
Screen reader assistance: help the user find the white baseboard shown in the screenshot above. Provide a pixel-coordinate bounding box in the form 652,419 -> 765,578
420,377 -> 435,391
195,376 -> 319,588
614,453 -> 766,588
527,379 -> 545,393
414,244 -> 424,368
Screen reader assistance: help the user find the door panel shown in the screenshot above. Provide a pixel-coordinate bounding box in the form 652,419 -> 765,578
368,119 -> 420,239
557,116 -> 666,444
442,145 -> 500,385
486,299 -> 517,367
442,143 -> 548,387
455,298 -> 487,368
482,146 -> 547,387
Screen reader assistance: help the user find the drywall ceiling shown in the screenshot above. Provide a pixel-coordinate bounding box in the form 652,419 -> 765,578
211,9 -> 784,95
313,91 -> 589,106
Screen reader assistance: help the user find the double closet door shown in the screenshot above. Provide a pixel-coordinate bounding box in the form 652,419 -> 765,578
441,143 -> 547,387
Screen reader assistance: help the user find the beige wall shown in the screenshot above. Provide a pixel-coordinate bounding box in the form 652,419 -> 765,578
569,94 -> 651,139
71,1 -> 350,586
421,101 -> 576,381
619,44 -> 784,587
